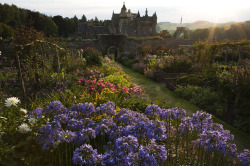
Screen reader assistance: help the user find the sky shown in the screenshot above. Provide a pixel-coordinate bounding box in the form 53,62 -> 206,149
1,0 -> 250,23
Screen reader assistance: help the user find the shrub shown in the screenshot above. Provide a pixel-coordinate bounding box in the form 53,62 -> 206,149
81,47 -> 103,66
174,85 -> 226,115
103,74 -> 129,87
132,62 -> 147,74
144,67 -> 157,79
234,116 -> 250,133
65,57 -> 86,73
118,55 -> 135,67
177,74 -> 204,86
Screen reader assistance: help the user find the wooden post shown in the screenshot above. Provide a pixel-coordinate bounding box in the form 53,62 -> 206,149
238,46 -> 242,65
33,52 -> 41,91
16,53 -> 26,97
55,47 -> 61,73
225,47 -> 228,64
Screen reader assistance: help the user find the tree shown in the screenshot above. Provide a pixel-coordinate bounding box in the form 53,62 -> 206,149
80,14 -> 87,22
191,28 -> 209,41
52,15 -> 67,37
26,11 -> 46,32
0,23 -> 15,39
44,17 -> 58,36
159,30 -> 172,39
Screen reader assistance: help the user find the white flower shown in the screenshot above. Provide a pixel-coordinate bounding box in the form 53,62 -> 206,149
20,108 -> 27,114
28,118 -> 37,124
18,123 -> 32,134
5,97 -> 20,107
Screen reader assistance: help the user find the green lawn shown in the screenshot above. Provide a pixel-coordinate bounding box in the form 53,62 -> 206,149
122,66 -> 250,151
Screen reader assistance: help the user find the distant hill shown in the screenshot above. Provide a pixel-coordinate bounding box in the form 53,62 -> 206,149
157,21 -> 242,34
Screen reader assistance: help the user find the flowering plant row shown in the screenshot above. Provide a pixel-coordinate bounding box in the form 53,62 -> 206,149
78,78 -> 143,97
26,100 -> 250,166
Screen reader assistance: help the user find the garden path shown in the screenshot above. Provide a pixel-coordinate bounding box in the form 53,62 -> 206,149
122,65 -> 250,151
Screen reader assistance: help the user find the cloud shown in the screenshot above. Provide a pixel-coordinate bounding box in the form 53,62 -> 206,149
1,0 -> 250,23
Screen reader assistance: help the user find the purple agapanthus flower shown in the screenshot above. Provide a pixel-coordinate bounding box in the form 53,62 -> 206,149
46,101 -> 68,115
73,144 -> 102,166
32,108 -> 44,118
74,128 -> 96,145
71,102 -> 96,118
178,117 -> 194,136
100,101 -> 115,116
146,104 -> 162,116
147,119 -> 167,140
192,111 -> 212,131
115,135 -> 139,155
238,149 -> 250,166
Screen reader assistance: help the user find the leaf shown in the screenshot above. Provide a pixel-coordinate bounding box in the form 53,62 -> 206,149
13,150 -> 26,158
0,159 -> 17,166
15,141 -> 27,148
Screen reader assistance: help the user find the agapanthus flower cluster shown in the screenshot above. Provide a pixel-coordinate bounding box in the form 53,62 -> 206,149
126,139 -> 167,166
99,101 -> 115,116
160,107 -> 186,120
238,149 -> 250,166
191,111 -> 212,131
33,101 -> 249,166
146,120 -> 167,140
146,104 -> 162,116
178,117 -> 194,136
73,144 -> 102,166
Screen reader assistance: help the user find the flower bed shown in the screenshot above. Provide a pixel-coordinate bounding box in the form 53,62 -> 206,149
24,101 -> 249,165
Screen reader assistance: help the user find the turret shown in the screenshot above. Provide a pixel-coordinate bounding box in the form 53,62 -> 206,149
137,10 -> 140,17
120,2 -> 127,17
121,2 -> 127,13
145,8 -> 148,17
153,12 -> 157,18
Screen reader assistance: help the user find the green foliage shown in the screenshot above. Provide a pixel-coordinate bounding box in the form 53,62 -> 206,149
0,98 -> 43,166
81,47 -> 103,66
0,23 -> 15,39
103,74 -> 129,87
132,62 -> 147,74
43,17 -> 58,36
117,52 -> 136,68
234,116 -> 250,133
80,14 -> 87,22
144,67 -> 157,79
138,45 -> 153,55
156,55 -> 192,73
177,74 -> 204,86
190,28 -> 210,41
174,85 -> 226,115
127,36 -> 164,41
159,30 -> 172,38
124,95 -> 151,113
65,57 -> 86,73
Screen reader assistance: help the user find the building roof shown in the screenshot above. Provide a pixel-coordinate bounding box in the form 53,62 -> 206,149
93,26 -> 106,31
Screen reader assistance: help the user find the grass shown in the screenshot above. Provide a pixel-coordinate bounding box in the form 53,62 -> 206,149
122,65 -> 250,151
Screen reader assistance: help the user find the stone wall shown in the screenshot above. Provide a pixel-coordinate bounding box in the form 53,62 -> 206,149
66,35 -> 194,54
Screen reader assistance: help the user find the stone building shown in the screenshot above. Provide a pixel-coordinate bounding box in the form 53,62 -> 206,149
175,17 -> 186,39
78,22 -> 108,39
109,3 -> 157,37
